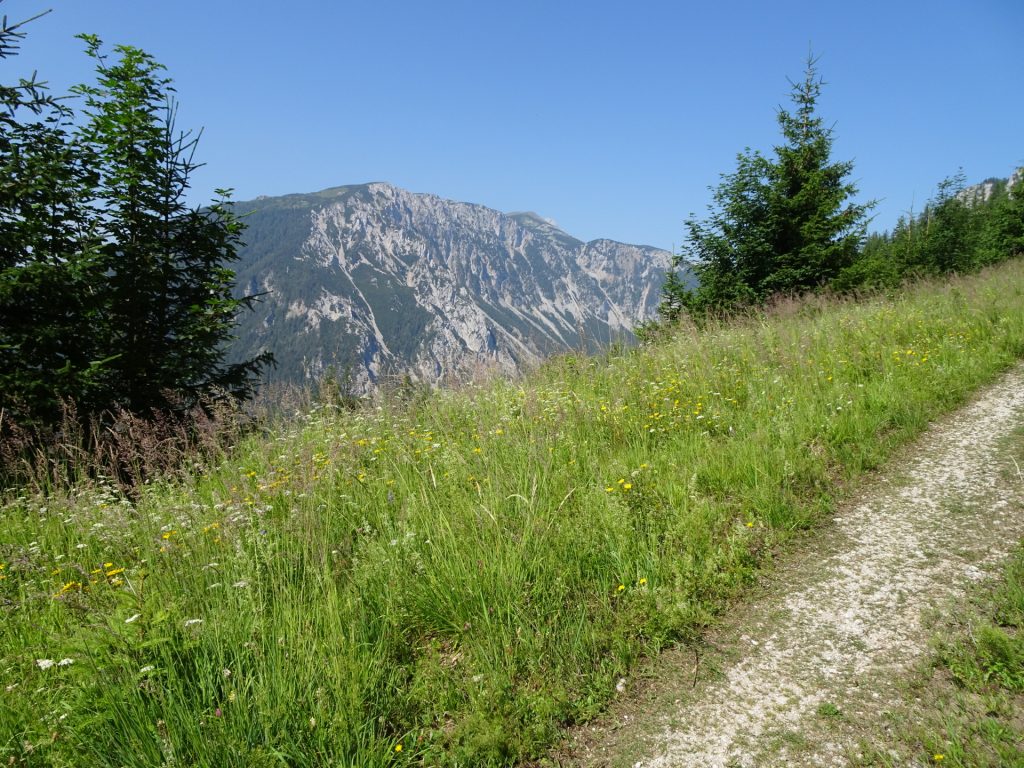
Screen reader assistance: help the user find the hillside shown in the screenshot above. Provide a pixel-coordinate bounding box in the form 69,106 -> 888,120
227,183 -> 678,391
3,261 -> 1024,766
566,365 -> 1024,766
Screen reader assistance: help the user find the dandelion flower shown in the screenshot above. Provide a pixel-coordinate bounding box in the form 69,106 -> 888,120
639,578 -> 648,586
395,744 -> 403,753
616,584 -> 625,593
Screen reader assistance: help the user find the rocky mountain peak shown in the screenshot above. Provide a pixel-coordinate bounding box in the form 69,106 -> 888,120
228,184 -> 680,393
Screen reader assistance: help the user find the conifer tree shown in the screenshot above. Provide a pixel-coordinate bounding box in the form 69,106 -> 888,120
0,16 -> 270,432
660,56 -> 874,319
0,11 -> 107,425
70,36 -> 271,415
979,173 -> 1024,265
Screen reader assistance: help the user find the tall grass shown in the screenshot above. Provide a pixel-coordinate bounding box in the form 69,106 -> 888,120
4,262 -> 1024,766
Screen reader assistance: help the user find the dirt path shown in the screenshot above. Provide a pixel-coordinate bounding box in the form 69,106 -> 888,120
561,366 -> 1024,767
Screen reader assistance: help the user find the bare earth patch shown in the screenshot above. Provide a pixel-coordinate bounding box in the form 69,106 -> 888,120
559,366 -> 1024,767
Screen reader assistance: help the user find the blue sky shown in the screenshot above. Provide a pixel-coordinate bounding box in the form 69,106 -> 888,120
9,0 -> 1023,251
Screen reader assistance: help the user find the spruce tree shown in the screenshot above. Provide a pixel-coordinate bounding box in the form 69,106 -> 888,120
661,55 -> 874,319
982,173 -> 1024,263
72,36 -> 271,414
1,18 -> 270,434
0,11 -> 107,426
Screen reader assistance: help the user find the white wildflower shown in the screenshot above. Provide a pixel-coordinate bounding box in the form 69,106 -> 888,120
183,618 -> 203,628
139,665 -> 155,674
125,613 -> 141,624
35,659 -> 55,670
57,658 -> 74,667
232,580 -> 249,588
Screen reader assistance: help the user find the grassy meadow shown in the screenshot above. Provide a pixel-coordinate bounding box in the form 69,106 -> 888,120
4,261 -> 1024,766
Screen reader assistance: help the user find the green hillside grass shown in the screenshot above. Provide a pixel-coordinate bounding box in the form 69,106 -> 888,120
4,261 -> 1024,766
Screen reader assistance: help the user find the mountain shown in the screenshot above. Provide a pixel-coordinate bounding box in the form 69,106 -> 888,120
227,183 -> 680,392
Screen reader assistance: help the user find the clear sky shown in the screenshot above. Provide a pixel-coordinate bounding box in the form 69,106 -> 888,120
9,0 -> 1023,252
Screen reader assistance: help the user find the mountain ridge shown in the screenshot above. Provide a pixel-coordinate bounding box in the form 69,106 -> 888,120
228,182 -> 679,392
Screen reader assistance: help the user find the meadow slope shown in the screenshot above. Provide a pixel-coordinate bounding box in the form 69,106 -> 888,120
4,261 -> 1024,766
562,364 -> 1024,766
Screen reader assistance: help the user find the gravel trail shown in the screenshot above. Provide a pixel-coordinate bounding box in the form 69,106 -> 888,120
568,366 -> 1024,767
